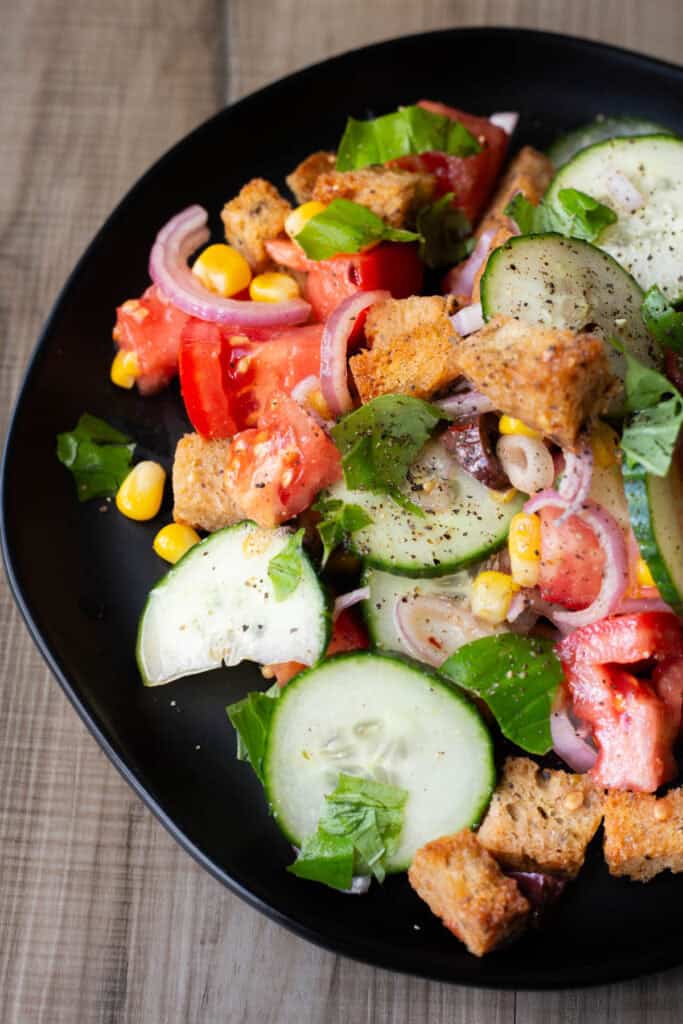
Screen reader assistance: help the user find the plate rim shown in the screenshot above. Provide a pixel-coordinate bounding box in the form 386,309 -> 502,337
2,25 -> 683,990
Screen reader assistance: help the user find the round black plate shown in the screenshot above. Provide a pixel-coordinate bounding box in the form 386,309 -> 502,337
3,28 -> 683,989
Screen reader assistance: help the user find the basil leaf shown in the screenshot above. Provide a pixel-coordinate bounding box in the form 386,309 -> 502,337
295,198 -> 419,261
313,497 -> 373,567
267,529 -> 306,601
622,396 -> 683,476
416,193 -> 474,269
226,687 -> 279,785
556,188 -> 617,242
505,189 -> 617,243
336,105 -> 481,172
621,348 -> 675,412
56,413 -> 134,502
440,635 -> 563,755
641,286 -> 683,353
331,394 -> 446,508
288,774 -> 407,889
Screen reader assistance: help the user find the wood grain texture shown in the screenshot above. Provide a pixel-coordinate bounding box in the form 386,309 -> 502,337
1,1 -> 681,1022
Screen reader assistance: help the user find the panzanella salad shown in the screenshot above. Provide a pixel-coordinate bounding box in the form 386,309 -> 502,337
58,101 -> 683,957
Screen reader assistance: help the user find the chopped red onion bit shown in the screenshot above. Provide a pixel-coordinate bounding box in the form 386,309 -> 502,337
333,587 -> 370,620
444,228 -> 499,299
451,302 -> 484,337
320,289 -> 389,417
607,171 -> 645,213
489,111 -> 520,135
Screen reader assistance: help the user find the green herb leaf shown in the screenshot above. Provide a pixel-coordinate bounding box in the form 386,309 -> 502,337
611,345 -> 683,477
336,105 -> 482,172
416,193 -> 474,268
621,348 -> 675,412
56,413 -> 134,502
313,498 -> 373,567
440,635 -> 564,755
226,687 -> 279,785
330,394 -> 447,508
288,774 -> 407,889
505,189 -> 617,244
295,198 -> 419,261
267,529 -> 306,601
641,286 -> 683,353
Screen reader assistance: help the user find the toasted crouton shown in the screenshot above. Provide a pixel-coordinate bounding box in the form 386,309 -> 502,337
456,315 -> 617,448
408,830 -> 530,957
172,433 -> 243,533
349,295 -> 459,403
476,146 -> 555,239
312,166 -> 436,228
603,789 -> 683,882
221,178 -> 292,272
286,151 -> 337,204
477,758 -> 605,879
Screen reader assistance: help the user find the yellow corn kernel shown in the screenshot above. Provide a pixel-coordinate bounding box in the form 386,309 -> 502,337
490,487 -> 519,505
116,461 -> 166,521
249,272 -> 300,303
110,349 -> 139,389
636,557 -> 656,589
153,523 -> 200,564
591,420 -> 620,468
471,571 -> 516,625
508,512 -> 542,588
307,387 -> 333,421
285,201 -> 327,240
498,415 -> 542,440
192,244 -> 252,297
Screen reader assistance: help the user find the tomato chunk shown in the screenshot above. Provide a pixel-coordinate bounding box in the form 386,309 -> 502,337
179,320 -> 323,438
224,393 -> 341,527
268,608 -> 369,687
389,101 -> 508,223
538,507 -> 605,611
653,657 -> 683,733
113,285 -> 190,394
562,660 -> 676,791
557,612 -> 683,667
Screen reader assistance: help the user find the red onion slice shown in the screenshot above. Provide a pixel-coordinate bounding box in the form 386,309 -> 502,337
444,228 -> 499,299
290,374 -> 333,430
435,388 -> 495,420
333,587 -> 370,620
497,435 -> 555,494
320,289 -> 389,417
394,593 -> 499,667
607,171 -> 645,213
450,302 -> 484,337
149,205 -> 311,327
615,596 -> 675,615
490,111 -> 520,135
557,438 -> 594,520
550,703 -> 597,773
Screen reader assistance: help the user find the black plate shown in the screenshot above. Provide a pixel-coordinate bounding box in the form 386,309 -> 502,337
3,27 -> 683,989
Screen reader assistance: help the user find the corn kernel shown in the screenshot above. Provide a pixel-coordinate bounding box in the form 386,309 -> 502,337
110,349 -> 139,389
489,487 -> 519,505
285,201 -> 327,240
307,387 -> 333,421
153,523 -> 200,563
498,415 -> 542,439
636,557 -> 656,589
116,461 -> 166,521
249,272 -> 300,303
591,421 -> 620,468
508,512 -> 542,588
192,244 -> 252,297
471,571 -> 515,625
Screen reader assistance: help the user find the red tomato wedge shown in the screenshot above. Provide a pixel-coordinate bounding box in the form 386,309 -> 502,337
268,608 -> 369,687
388,101 -> 508,224
224,393 -> 341,528
563,660 -> 677,791
113,285 -> 190,394
538,507 -> 606,611
179,320 -> 323,438
557,612 -> 683,668
654,658 -> 683,733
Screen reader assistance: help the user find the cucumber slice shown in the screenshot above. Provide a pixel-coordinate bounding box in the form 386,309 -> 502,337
624,458 -> 683,615
137,521 -> 330,686
547,116 -> 672,167
363,567 -> 502,659
325,442 -> 524,578
480,233 -> 657,386
264,652 -> 495,871
545,135 -> 683,301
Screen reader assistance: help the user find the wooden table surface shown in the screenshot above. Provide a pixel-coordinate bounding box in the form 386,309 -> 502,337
1,1 -> 681,1020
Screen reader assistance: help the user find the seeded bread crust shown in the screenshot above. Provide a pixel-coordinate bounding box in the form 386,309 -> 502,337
477,757 -> 605,878
603,789 -> 683,882
408,830 -> 530,957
